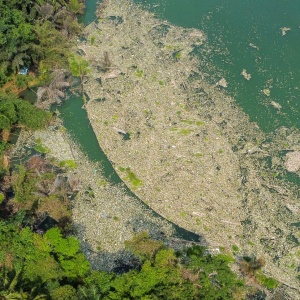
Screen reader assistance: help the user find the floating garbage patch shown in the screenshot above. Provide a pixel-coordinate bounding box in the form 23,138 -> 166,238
75,0 -> 299,295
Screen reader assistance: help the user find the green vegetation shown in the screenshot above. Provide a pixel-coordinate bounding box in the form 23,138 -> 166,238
0,182 -> 269,300
135,69 -> 144,78
0,2 -> 280,299
0,222 -> 90,299
0,193 -> 4,204
181,246 -> 244,299
173,50 -> 182,60
68,0 -> 85,14
179,128 -> 193,135
76,232 -> 246,299
119,166 -> 143,188
0,93 -> 51,130
99,179 -> 109,186
34,139 -> 51,154
34,144 -> 50,154
194,152 -> 203,157
256,271 -> 278,289
0,93 -> 51,173
0,0 -> 83,86
69,55 -> 90,83
180,211 -> 188,217
91,35 -> 95,45
59,160 -> 77,169
0,0 -> 84,170
10,156 -> 73,225
232,245 -> 239,252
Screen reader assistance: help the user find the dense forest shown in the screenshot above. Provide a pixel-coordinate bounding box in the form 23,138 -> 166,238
0,0 -> 85,164
0,0 -> 84,83
0,1 -> 275,299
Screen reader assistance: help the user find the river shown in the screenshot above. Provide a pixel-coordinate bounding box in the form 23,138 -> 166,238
20,0 -> 298,242
134,0 -> 300,188
135,0 -> 300,133
57,0 -> 300,238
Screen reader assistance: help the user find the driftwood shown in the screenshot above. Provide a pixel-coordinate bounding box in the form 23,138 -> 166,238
102,68 -> 121,80
113,127 -> 127,135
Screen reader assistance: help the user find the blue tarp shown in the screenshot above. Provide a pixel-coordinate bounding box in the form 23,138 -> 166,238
19,67 -> 28,75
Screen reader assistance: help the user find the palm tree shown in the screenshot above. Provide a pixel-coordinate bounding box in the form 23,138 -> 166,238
36,69 -> 70,109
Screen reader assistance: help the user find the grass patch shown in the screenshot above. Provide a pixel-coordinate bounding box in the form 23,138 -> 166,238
181,119 -> 194,125
120,167 -> 142,188
34,144 -> 50,154
135,69 -> 144,77
173,50 -> 182,60
99,179 -> 109,186
165,45 -> 175,50
180,119 -> 203,126
59,160 -> 77,169
179,128 -> 192,135
232,245 -> 239,252
256,272 -> 278,289
194,152 -> 203,157
90,35 -> 95,45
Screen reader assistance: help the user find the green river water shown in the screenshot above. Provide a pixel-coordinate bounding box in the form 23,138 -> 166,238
56,0 -> 299,241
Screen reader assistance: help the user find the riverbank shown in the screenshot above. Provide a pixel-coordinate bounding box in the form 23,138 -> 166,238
12,123 -> 180,271
79,0 -> 299,295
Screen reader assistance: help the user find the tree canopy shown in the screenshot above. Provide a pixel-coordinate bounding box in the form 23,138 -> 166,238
0,0 -> 84,85
0,222 -> 90,299
0,224 -> 246,300
0,93 -> 51,130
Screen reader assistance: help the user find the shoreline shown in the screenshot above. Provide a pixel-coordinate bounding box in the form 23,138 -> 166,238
12,123 -> 202,271
79,0 -> 299,294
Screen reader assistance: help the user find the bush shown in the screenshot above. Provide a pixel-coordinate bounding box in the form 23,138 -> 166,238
0,93 -> 51,130
16,74 -> 32,88
51,285 -> 78,300
256,271 -> 278,289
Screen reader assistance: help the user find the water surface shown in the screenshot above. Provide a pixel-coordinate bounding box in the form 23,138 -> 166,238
135,0 -> 300,132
